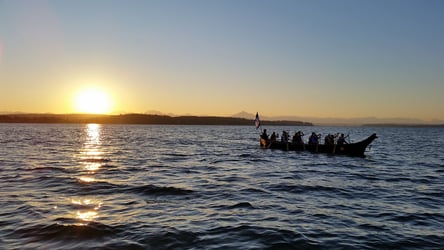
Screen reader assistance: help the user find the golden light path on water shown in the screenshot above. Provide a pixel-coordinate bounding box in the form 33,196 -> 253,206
80,124 -> 102,175
73,124 -> 104,224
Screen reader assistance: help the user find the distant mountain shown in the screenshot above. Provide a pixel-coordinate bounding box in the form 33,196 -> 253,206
232,111 -> 312,126
232,111 -> 254,119
232,111 -> 278,121
143,110 -> 177,116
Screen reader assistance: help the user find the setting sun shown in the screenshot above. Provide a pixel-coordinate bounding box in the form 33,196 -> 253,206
73,88 -> 113,114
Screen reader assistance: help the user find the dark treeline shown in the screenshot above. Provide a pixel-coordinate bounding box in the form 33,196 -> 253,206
0,114 -> 313,126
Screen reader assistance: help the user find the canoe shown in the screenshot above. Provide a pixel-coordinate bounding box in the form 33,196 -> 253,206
260,133 -> 377,157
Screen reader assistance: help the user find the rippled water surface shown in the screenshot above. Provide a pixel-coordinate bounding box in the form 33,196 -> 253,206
0,124 -> 443,249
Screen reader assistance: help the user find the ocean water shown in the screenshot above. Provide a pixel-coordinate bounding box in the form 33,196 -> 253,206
0,124 -> 443,249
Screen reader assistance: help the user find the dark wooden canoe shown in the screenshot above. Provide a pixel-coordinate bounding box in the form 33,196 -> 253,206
260,133 -> 377,157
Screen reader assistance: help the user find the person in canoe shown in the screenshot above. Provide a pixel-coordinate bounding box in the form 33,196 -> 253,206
308,132 -> 320,145
324,134 -> 335,145
337,133 -> 348,145
281,131 -> 289,143
292,131 -> 304,144
261,129 -> 269,140
270,132 -> 277,143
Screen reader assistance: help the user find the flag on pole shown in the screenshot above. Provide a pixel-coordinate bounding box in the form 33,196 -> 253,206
255,112 -> 261,130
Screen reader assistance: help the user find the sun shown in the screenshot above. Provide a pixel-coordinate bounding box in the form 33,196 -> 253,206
73,88 -> 113,114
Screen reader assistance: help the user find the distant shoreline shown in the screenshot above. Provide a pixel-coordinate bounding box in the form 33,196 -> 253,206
2,114 -> 442,127
361,123 -> 444,128
0,113 -> 313,126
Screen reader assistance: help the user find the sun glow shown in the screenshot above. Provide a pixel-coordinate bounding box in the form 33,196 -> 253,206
73,88 -> 113,114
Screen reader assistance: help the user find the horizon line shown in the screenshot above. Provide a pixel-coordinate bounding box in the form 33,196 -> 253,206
1,111 -> 443,126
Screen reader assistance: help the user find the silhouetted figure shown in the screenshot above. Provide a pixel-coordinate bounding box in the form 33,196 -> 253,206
337,133 -> 348,145
292,131 -> 304,144
308,132 -> 319,145
281,131 -> 289,143
270,132 -> 277,143
324,134 -> 335,145
261,129 -> 269,140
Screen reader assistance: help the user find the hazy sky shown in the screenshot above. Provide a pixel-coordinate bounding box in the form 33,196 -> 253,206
1,0 -> 443,121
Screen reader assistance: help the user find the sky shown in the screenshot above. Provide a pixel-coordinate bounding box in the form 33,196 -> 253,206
0,0 -> 443,122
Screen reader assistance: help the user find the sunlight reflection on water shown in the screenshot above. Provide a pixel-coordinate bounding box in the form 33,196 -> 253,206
78,176 -> 96,183
79,124 -> 104,173
71,124 -> 106,225
73,197 -> 102,223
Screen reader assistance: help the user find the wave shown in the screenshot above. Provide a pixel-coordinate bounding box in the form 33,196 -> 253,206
366,235 -> 444,250
78,158 -> 111,163
5,221 -> 444,250
18,173 -> 195,197
113,225 -> 318,249
127,184 -> 194,196
197,225 -> 319,249
136,229 -> 199,250
28,166 -> 73,174
391,212 -> 444,227
268,183 -> 347,196
9,220 -> 122,249
226,202 -> 255,209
